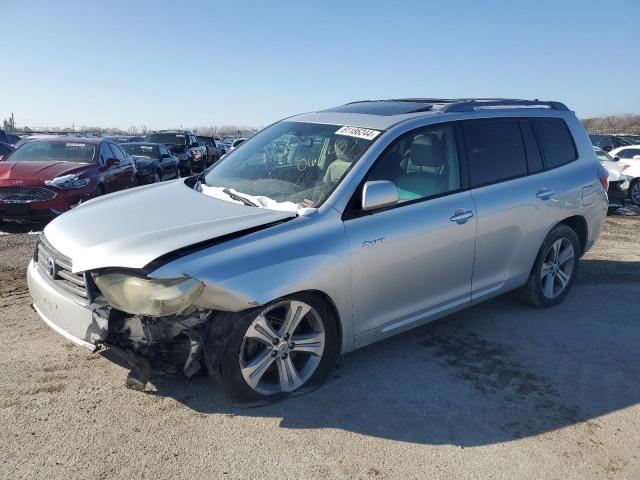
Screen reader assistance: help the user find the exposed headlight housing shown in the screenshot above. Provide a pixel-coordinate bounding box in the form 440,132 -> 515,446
94,274 -> 204,316
45,174 -> 89,189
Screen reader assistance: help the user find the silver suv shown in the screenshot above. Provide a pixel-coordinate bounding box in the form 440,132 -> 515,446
28,98 -> 608,401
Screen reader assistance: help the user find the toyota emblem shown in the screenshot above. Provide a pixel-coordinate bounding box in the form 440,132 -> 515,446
46,258 -> 56,278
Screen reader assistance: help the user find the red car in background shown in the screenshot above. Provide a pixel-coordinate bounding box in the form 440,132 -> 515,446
0,137 -> 137,221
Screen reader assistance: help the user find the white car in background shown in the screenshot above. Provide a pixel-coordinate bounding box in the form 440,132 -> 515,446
596,147 -> 640,205
609,145 -> 640,162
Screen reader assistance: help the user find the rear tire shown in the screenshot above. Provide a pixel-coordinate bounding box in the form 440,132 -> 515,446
518,224 -> 580,308
204,293 -> 340,404
629,180 -> 640,206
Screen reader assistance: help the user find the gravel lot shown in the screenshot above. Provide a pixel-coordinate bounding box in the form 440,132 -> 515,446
1,216 -> 639,479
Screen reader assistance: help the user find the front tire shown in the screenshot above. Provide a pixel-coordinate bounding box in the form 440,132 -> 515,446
518,224 -> 580,308
205,293 -> 340,403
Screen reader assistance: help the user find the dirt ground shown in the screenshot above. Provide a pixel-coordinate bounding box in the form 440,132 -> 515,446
0,216 -> 639,479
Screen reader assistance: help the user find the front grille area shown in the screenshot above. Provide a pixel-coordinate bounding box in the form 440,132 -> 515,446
0,186 -> 56,203
36,236 -> 90,303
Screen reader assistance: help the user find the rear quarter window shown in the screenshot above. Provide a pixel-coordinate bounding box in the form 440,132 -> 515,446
463,119 -> 528,187
533,118 -> 577,169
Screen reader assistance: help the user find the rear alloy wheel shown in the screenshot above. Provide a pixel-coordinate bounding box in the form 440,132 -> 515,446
519,224 -> 580,308
207,294 -> 339,403
629,180 -> 640,206
539,238 -> 575,299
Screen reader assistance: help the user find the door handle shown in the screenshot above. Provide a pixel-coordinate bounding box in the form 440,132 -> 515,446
536,188 -> 554,200
450,209 -> 474,224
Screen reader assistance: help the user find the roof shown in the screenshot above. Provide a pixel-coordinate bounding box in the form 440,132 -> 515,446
26,136 -> 105,145
289,98 -> 570,130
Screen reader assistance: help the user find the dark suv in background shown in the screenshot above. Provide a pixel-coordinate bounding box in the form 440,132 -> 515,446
196,135 -> 223,167
589,134 -> 631,152
144,130 -> 205,175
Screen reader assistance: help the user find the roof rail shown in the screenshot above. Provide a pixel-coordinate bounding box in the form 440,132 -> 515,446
440,99 -> 569,113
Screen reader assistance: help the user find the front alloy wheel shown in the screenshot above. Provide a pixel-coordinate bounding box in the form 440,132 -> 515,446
240,300 -> 325,395
206,294 -> 339,402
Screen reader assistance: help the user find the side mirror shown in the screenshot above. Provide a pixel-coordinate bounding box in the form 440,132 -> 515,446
613,156 -> 621,161
361,180 -> 399,211
161,153 -> 171,159
106,157 -> 120,168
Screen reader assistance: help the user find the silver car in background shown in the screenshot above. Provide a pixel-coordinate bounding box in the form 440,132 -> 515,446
27,98 -> 608,401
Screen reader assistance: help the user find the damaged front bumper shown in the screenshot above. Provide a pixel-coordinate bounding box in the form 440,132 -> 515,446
27,260 -> 108,351
28,259 -> 212,389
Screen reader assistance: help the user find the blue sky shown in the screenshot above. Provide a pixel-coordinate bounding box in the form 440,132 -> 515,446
1,0 -> 639,130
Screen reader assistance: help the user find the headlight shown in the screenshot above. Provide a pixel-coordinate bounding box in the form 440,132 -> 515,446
94,274 -> 204,316
45,174 -> 89,189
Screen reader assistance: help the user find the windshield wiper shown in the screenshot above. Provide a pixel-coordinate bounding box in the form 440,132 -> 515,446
222,188 -> 259,207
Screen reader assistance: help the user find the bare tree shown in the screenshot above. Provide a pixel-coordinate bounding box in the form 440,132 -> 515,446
582,114 -> 640,134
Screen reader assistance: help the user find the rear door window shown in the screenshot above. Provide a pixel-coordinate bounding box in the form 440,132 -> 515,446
519,120 -> 544,173
532,118 -> 577,169
463,119 -> 527,187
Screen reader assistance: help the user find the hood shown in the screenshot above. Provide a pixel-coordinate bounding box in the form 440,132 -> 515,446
0,161 -> 89,181
43,179 -> 297,273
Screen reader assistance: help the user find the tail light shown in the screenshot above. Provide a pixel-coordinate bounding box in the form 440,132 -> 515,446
599,176 -> 609,190
597,164 -> 609,190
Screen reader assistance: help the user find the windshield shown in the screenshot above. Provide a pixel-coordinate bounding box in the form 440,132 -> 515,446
7,141 -> 96,163
145,133 -> 187,145
121,144 -> 158,158
201,121 -> 379,210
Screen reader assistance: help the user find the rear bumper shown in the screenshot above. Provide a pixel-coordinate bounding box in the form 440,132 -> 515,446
27,260 -> 108,351
608,180 -> 629,198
